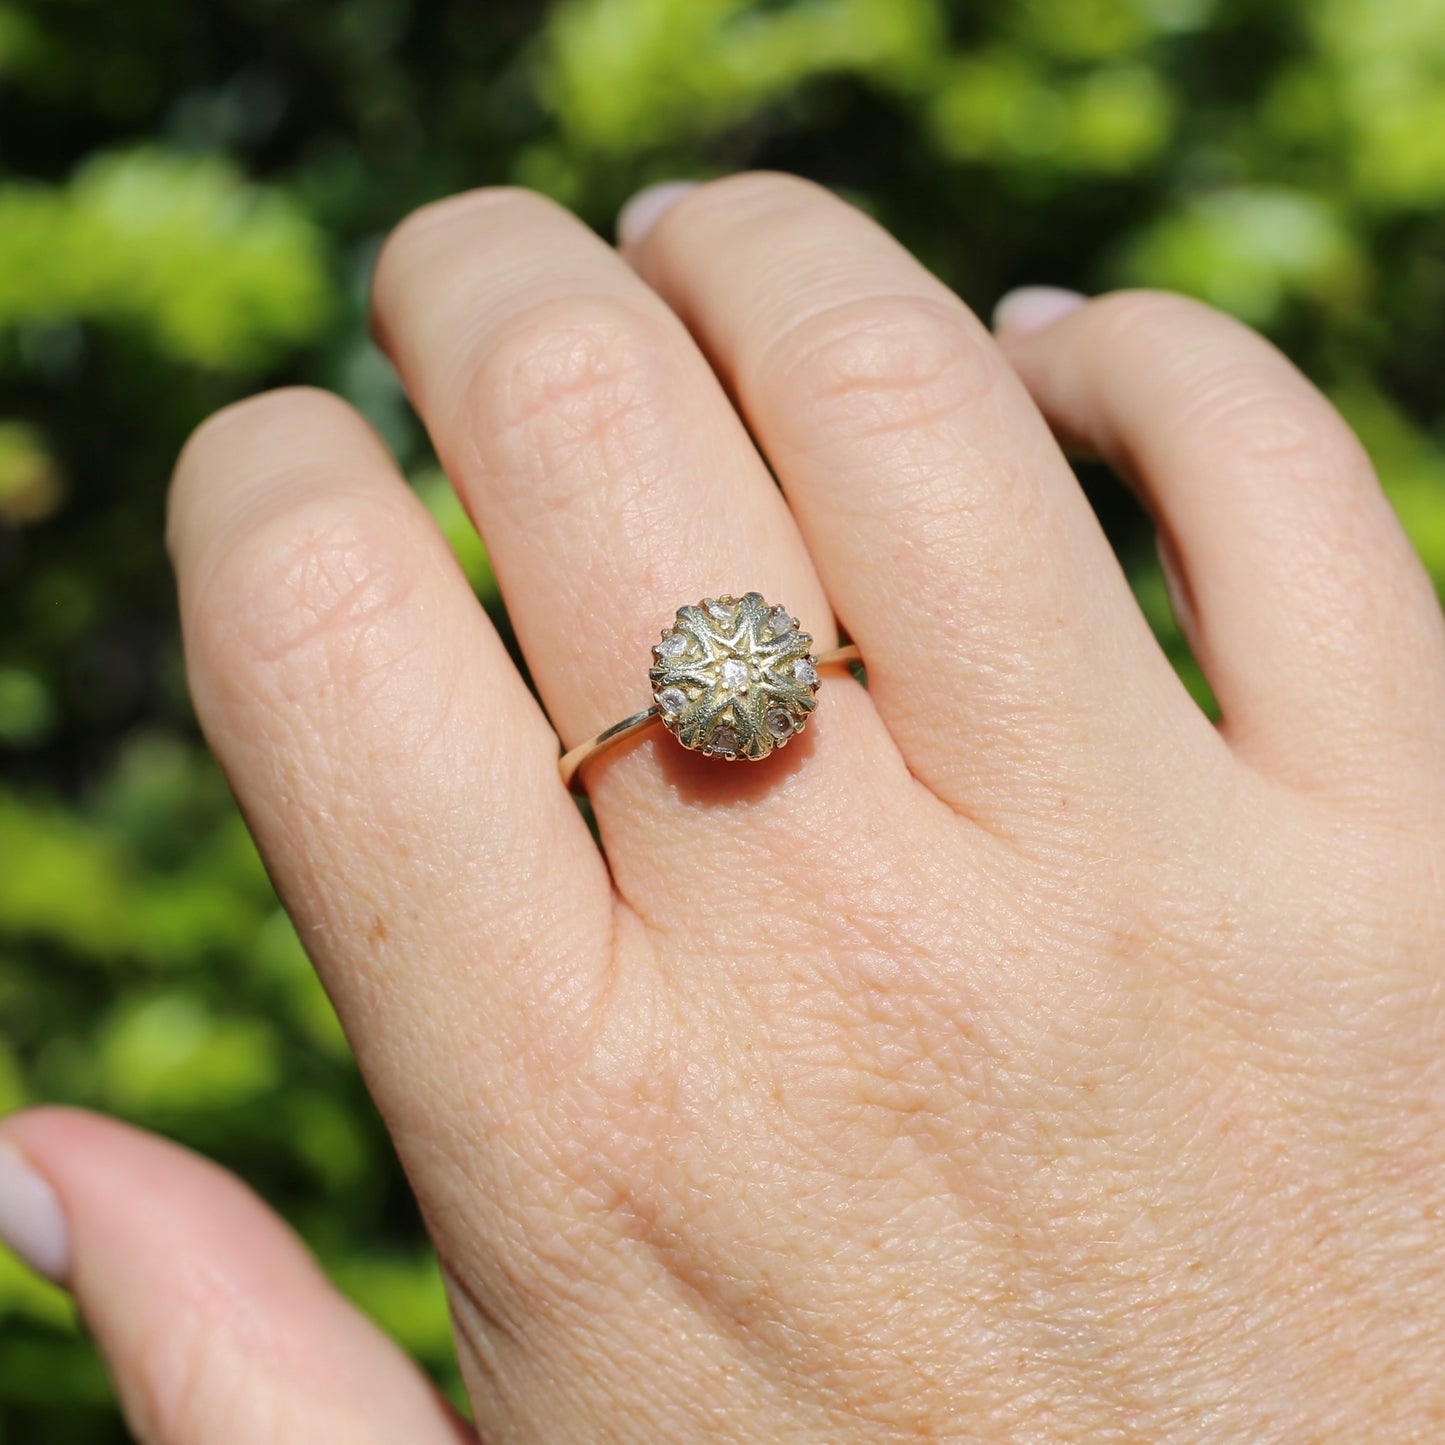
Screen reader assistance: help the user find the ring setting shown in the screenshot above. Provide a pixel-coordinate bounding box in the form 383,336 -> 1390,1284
559,591 -> 860,790
651,592 -> 818,760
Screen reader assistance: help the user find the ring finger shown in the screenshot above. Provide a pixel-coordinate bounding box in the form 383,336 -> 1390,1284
370,189 -> 906,911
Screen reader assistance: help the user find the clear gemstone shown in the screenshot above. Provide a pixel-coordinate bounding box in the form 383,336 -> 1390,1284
708,723 -> 740,755
661,594 -> 823,760
765,707 -> 793,739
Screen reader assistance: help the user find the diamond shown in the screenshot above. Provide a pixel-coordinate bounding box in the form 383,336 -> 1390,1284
706,598 -> 733,621
720,657 -> 748,692
658,687 -> 687,716
793,659 -> 819,687
769,607 -> 795,635
765,706 -> 793,739
707,723 -> 740,755
657,631 -> 687,658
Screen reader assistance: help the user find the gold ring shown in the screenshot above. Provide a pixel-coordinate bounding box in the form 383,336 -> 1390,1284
559,591 -> 861,791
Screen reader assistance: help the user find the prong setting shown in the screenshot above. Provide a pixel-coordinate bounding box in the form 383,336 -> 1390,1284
649,592 -> 821,760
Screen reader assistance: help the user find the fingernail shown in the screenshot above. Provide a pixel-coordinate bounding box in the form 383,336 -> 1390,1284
0,1140 -> 70,1284
617,181 -> 697,250
993,286 -> 1087,338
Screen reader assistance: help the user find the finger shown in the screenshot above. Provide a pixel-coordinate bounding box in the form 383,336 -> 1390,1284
168,388 -> 611,1130
623,174 -> 1210,828
997,289 -> 1445,802
0,1108 -> 472,1445
371,188 -> 903,902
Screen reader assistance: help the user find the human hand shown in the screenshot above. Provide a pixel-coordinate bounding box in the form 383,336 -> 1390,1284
4,173 -> 1443,1442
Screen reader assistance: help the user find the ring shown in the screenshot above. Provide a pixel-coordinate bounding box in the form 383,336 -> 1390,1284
559,591 -> 861,791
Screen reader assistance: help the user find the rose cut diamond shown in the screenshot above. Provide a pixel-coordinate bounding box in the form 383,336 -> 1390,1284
707,723 -> 740,755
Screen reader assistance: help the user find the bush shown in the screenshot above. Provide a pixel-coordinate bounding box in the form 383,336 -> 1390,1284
2,0 -> 1442,1436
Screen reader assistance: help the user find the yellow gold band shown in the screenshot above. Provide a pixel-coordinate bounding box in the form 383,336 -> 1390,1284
559,642 -> 861,791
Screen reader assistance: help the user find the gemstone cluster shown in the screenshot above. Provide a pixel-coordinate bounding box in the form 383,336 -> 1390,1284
648,592 -> 821,760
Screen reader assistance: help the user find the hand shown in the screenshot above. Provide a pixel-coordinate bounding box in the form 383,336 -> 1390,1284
4,173 -> 1443,1442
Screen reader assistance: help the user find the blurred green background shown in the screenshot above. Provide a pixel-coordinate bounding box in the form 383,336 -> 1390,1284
2,0 -> 1444,1437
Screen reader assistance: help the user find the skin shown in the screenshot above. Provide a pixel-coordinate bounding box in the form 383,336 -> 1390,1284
5,172 -> 1444,1442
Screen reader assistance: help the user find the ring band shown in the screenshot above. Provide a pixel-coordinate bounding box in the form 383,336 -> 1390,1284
559,592 -> 861,791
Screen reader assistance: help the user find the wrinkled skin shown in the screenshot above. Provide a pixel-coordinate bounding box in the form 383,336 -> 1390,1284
7,174 -> 1444,1443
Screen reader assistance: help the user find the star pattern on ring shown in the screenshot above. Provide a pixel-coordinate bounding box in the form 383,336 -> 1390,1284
649,592 -> 820,759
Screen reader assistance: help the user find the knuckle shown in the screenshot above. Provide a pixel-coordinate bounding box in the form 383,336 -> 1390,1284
170,388 -> 355,535
1092,290 -> 1369,475
1091,291 -> 1376,521
126,1275 -> 279,1442
169,390 -> 372,569
1177,370 -> 1380,586
373,186 -> 549,289
652,173 -> 857,265
676,169 -> 830,231
1088,287 -> 1210,345
466,295 -> 673,517
1084,287 -> 1279,372
198,492 -> 427,712
175,385 -> 327,471
764,293 -> 1005,444
1214,384 -> 1366,488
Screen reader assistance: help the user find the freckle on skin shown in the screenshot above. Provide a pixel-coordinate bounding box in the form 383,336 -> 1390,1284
369,915 -> 388,945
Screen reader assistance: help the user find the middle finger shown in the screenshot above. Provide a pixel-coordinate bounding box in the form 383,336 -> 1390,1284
371,189 -> 904,908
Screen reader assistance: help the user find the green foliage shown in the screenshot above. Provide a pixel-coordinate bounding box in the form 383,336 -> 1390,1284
546,0 -> 940,156
1,0 -> 1443,1438
0,422 -> 59,528
929,54 -> 1176,174
1116,187 -> 1365,325
1302,0 -> 1445,207
0,149 -> 332,370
